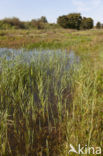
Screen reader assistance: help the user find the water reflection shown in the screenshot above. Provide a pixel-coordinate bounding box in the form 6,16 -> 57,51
0,48 -> 79,62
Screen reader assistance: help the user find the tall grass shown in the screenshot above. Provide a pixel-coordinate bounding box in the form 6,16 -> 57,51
0,50 -> 103,155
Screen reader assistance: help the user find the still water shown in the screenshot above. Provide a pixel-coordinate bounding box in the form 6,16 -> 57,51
0,48 -> 79,65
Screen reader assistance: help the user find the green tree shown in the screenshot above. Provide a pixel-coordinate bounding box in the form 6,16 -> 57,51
67,13 -> 82,30
86,18 -> 94,29
96,22 -> 101,29
57,15 -> 69,28
81,17 -> 94,30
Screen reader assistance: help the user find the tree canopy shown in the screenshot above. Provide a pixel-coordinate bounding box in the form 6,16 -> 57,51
57,13 -> 94,30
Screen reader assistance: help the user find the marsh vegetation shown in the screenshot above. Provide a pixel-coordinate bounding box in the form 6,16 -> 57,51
0,46 -> 102,155
0,23 -> 103,155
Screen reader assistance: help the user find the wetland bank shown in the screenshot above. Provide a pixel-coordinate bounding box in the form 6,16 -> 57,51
0,28 -> 103,156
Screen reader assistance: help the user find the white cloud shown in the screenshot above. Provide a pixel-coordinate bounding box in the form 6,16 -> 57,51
72,0 -> 102,13
72,0 -> 90,12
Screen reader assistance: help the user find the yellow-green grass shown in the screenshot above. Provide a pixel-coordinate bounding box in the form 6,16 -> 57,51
0,50 -> 103,155
0,28 -> 103,155
0,28 -> 103,62
0,29 -> 102,51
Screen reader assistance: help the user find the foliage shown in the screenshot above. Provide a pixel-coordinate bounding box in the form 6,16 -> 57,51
2,17 -> 25,29
0,51 -> 71,155
0,13 -> 97,30
57,13 -> 82,29
0,50 -> 103,155
57,14 -> 94,30
57,15 -> 69,28
96,22 -> 102,29
0,17 -> 48,30
0,21 -> 12,29
80,17 -> 94,30
67,13 -> 82,30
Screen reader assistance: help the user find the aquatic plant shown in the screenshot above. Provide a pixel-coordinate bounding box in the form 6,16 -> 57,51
0,50 -> 102,155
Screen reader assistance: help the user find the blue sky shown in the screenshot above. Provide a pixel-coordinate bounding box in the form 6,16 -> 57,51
0,0 -> 103,23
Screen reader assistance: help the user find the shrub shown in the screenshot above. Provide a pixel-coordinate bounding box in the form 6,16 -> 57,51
67,13 -> 82,30
0,20 -> 12,29
96,22 -> 102,29
80,17 -> 94,30
57,15 -> 69,28
2,17 -> 25,29
57,13 -> 82,30
57,14 -> 94,30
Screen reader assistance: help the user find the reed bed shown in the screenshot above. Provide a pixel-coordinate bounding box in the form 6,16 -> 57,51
0,50 -> 102,156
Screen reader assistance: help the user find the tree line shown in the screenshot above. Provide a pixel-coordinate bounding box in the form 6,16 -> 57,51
0,16 -> 49,30
0,13 -> 102,30
57,13 -> 94,30
57,13 -> 103,30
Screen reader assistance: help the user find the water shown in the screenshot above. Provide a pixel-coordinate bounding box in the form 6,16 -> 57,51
0,48 -> 79,62
0,48 -> 80,73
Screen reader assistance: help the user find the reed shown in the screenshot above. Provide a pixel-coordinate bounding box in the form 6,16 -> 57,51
0,50 -> 102,155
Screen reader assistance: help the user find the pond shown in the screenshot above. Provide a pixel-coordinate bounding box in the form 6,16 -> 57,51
0,48 -> 80,65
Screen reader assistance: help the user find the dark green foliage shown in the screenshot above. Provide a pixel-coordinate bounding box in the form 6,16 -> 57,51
96,22 -> 102,29
57,15 -> 69,28
85,17 -> 94,29
57,13 -> 82,30
80,17 -> 94,30
57,13 -> 94,30
80,18 -> 88,30
67,13 -> 82,30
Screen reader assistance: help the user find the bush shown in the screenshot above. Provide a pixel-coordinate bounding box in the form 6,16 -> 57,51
57,13 -> 94,30
0,21 -> 12,30
1,17 -> 25,29
57,13 -> 82,30
96,22 -> 102,29
57,15 -> 69,28
67,13 -> 82,30
80,17 -> 94,30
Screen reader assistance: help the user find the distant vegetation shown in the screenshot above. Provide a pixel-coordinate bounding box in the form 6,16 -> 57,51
57,13 -> 94,30
80,17 -> 94,30
57,13 -> 82,30
0,16 -> 59,30
96,22 -> 103,29
0,14 -> 103,155
0,13 -> 103,30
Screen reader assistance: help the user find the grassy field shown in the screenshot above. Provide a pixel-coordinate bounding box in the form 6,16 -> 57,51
0,28 -> 103,63
0,29 -> 103,155
0,29 -> 103,52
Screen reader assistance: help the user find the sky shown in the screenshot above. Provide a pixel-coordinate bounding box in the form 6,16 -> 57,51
0,0 -> 103,24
